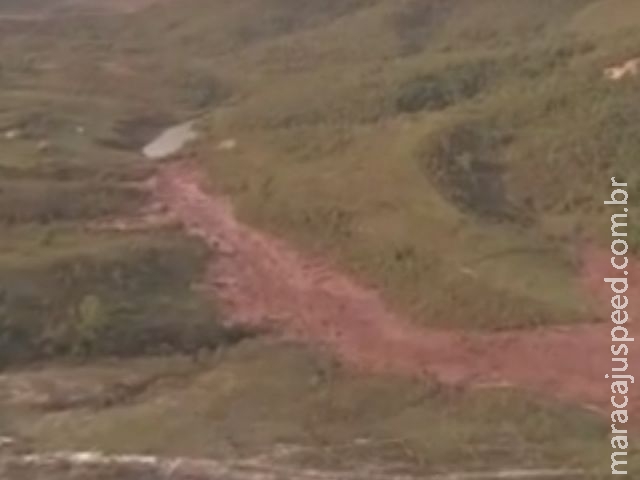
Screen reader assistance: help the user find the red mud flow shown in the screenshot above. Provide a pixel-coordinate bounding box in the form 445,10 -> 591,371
154,162 -> 639,417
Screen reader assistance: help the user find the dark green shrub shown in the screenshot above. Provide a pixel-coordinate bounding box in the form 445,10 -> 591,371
419,122 -> 525,222
396,60 -> 496,113
179,72 -> 228,110
0,234 -> 250,366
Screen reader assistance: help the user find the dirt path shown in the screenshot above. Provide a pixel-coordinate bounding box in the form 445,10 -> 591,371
154,162 -> 639,417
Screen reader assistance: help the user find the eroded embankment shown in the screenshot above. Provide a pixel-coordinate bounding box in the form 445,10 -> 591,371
152,162 -> 639,417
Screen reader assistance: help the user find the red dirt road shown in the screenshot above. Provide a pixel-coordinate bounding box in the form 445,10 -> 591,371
154,162 -> 639,417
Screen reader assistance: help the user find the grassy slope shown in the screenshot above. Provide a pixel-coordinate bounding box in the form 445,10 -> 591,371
0,10 -> 243,367
4,341 -> 634,477
153,0 -> 640,330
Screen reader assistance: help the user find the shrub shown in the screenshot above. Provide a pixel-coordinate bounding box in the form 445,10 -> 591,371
396,60 -> 496,113
0,234 -> 250,366
179,72 -> 229,110
418,121 -> 524,222
0,180 -> 146,225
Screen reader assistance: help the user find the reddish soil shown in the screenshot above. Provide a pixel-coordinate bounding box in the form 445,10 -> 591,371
154,162 -> 639,417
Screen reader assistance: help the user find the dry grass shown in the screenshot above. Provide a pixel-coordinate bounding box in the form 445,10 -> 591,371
3,341 -> 631,477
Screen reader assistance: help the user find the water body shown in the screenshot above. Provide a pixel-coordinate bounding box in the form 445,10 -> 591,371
142,122 -> 197,159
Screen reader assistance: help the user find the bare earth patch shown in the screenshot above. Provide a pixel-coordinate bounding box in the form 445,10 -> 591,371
604,57 -> 640,81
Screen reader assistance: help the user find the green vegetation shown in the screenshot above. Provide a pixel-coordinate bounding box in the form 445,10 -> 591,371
157,0 -> 639,329
0,228 -> 248,365
0,123 -> 243,366
3,342 -> 634,477
0,2 -> 245,366
0,180 -> 145,224
0,2 -> 638,477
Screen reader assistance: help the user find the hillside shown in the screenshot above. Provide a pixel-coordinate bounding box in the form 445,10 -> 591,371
0,1 -> 639,479
106,0 -> 640,330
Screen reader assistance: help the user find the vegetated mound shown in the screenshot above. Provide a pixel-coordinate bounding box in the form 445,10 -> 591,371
0,73 -> 246,371
0,138 -> 247,368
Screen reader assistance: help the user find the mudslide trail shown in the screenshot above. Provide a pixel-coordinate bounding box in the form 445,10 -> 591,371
154,162 -> 639,417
